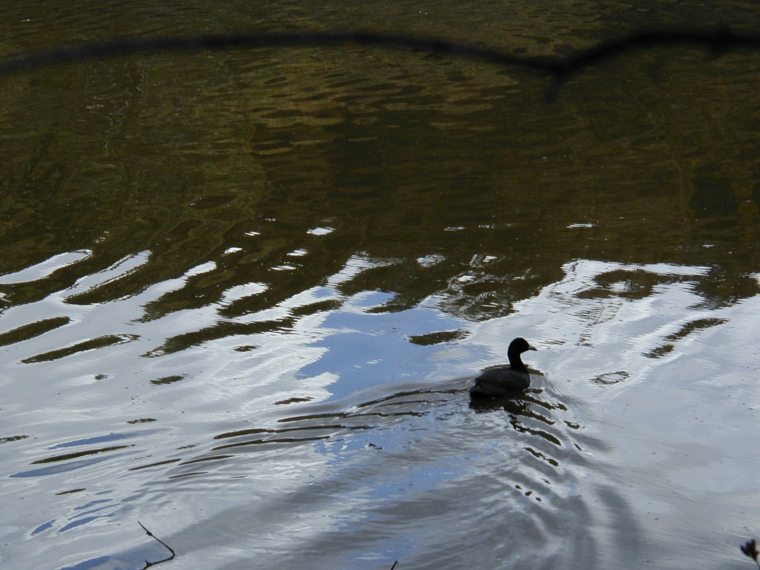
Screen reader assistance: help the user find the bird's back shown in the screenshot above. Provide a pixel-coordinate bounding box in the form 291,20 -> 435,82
470,365 -> 530,397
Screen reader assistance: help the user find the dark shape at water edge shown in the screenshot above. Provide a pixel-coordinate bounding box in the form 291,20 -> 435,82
470,337 -> 537,398
740,538 -> 759,564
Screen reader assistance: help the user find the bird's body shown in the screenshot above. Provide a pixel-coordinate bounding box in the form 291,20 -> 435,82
470,337 -> 537,398
470,366 -> 531,396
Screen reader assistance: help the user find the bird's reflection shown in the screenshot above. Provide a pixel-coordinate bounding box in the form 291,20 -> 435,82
469,388 -> 571,448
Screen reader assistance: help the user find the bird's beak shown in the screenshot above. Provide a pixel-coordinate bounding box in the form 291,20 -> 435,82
528,344 -> 537,351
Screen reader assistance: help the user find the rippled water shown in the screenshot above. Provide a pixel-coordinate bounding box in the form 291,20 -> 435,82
2,2 -> 760,569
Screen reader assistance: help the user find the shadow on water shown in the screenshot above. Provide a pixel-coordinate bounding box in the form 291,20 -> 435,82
84,376 -> 634,570
17,373 -> 630,569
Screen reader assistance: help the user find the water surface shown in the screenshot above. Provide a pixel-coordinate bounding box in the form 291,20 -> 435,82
1,2 -> 760,569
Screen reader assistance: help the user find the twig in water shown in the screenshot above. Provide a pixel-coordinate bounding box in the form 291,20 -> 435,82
138,521 -> 176,569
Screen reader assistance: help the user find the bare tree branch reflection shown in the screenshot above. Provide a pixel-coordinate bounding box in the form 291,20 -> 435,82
1,28 -> 759,99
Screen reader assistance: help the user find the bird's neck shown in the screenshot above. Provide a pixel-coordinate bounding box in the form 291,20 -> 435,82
508,352 -> 527,371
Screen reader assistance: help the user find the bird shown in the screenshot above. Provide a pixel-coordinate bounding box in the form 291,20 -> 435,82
470,337 -> 537,398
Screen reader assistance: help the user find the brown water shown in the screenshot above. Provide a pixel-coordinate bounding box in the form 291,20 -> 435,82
2,2 -> 760,569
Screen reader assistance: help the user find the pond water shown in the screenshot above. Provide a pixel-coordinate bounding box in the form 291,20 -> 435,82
2,2 -> 760,569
